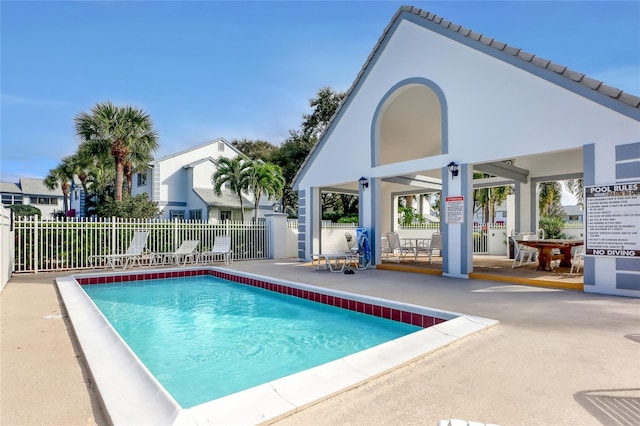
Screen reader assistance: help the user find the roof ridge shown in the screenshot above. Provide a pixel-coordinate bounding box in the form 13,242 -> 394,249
401,5 -> 640,108
291,5 -> 639,188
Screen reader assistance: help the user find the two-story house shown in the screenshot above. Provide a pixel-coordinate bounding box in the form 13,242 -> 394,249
132,138 -> 274,221
0,178 -> 65,218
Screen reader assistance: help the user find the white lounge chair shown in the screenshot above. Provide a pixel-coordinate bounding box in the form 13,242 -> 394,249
311,253 -> 351,272
89,230 -> 153,270
158,240 -> 200,267
200,235 -> 233,265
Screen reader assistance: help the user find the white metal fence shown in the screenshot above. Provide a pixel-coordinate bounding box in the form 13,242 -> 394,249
12,217 -> 269,273
398,222 -> 506,254
1,206 -> 13,291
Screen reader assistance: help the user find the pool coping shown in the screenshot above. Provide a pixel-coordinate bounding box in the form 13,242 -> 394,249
56,266 -> 498,425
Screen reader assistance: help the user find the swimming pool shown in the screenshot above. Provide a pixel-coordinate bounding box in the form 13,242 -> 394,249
57,267 -> 498,425
82,275 -> 422,407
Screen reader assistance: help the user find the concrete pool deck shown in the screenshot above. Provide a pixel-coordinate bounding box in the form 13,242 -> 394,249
2,260 -> 639,425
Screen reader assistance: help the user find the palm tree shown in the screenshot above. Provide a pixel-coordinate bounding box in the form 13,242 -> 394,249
538,181 -> 563,216
245,161 -> 285,223
472,172 -> 512,223
564,178 -> 584,206
211,157 -> 251,222
44,156 -> 76,215
123,133 -> 158,196
74,102 -> 158,202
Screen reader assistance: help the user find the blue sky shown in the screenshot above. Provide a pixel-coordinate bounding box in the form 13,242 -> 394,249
1,1 -> 639,185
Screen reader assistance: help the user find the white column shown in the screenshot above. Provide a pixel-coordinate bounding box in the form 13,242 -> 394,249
265,212 -> 288,259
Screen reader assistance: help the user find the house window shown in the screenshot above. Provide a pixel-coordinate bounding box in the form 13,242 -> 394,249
189,209 -> 202,221
34,197 -> 57,205
137,172 -> 147,186
170,210 -> 185,220
218,142 -> 225,152
2,194 -> 23,205
74,190 -> 79,200
220,210 -> 231,221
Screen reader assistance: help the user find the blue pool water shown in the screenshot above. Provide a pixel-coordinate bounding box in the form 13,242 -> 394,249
83,275 -> 420,408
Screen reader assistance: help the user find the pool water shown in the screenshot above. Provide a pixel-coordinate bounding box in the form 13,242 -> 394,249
83,275 -> 421,408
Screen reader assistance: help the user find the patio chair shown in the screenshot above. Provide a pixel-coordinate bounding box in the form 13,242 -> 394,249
423,233 -> 442,264
345,232 -> 358,255
385,232 -> 412,263
570,245 -> 584,275
381,235 -> 390,259
89,230 -> 153,270
346,227 -> 371,270
158,240 -> 200,267
511,236 -> 537,268
200,235 -> 232,265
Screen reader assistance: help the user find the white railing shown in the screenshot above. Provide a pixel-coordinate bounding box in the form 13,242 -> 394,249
397,223 -> 440,230
12,217 -> 269,273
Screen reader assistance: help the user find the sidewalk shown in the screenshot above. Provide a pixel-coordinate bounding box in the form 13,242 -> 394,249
1,262 -> 639,425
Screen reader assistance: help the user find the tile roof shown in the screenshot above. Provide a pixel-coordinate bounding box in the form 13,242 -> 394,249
19,178 -> 61,197
151,138 -> 246,165
392,6 -> 640,108
192,187 -> 254,209
0,182 -> 22,194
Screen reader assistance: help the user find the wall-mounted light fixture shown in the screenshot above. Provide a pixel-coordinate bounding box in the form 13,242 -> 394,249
359,176 -> 369,190
271,201 -> 282,213
447,161 -> 459,178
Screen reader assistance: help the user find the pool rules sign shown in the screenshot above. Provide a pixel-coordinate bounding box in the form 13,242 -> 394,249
585,183 -> 640,257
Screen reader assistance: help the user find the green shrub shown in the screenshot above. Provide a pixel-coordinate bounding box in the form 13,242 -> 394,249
8,204 -> 41,217
539,215 -> 567,239
337,215 -> 359,224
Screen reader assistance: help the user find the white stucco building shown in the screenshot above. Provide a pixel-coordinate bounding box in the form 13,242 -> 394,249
293,6 -> 640,297
132,138 -> 273,221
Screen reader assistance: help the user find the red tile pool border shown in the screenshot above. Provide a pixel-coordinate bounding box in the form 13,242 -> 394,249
76,269 -> 445,328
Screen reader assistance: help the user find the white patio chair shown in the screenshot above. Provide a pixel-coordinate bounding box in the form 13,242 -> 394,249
200,235 -> 233,265
511,236 -> 537,268
381,235 -> 390,259
423,233 -> 442,264
570,245 -> 585,275
89,230 -> 153,270
345,232 -> 358,255
385,232 -> 412,263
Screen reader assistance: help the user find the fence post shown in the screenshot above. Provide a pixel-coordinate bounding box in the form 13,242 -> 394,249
33,215 -> 39,274
174,218 -> 179,250
111,217 -> 117,255
265,213 -> 287,259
